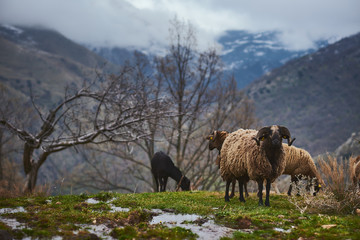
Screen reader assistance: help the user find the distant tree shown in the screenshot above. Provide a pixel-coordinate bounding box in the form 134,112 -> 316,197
0,65 -> 171,193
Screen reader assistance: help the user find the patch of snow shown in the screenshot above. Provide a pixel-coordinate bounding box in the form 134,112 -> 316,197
0,207 -> 26,214
0,217 -> 27,230
223,60 -> 243,70
1,24 -> 23,35
85,198 -> 100,204
150,210 -> 235,240
274,227 -> 294,233
75,223 -> 114,240
255,51 -> 265,57
221,48 -> 235,55
84,198 -> 129,212
109,205 -> 130,212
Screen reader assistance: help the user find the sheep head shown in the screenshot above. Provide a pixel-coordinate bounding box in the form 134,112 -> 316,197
206,130 -> 228,151
180,176 -> 191,191
253,125 -> 295,147
313,180 -> 322,196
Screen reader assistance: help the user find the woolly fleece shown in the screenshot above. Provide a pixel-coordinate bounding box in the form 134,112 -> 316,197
220,128 -> 286,183
283,144 -> 323,184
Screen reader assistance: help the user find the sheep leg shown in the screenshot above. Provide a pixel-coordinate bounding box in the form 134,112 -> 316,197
229,179 -> 236,198
154,176 -> 160,192
159,177 -> 165,192
238,180 -> 246,203
225,180 -> 231,202
257,180 -> 264,206
159,177 -> 168,192
244,182 -> 249,197
163,176 -> 168,192
265,179 -> 271,207
294,178 -> 301,196
287,183 -> 293,196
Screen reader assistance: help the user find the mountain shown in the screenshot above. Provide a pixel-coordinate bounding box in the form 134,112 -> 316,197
0,24 -> 117,105
86,45 -> 135,66
334,131 -> 360,160
245,32 -> 360,156
88,30 -> 330,89
219,30 -> 330,89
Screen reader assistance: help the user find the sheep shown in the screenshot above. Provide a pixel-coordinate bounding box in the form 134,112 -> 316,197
220,125 -> 294,206
206,130 -> 248,198
350,155 -> 360,188
151,151 -> 190,192
207,129 -> 323,197
282,144 -> 324,196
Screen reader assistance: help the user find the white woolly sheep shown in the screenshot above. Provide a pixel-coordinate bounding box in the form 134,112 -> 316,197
220,125 -> 294,206
350,155 -> 360,188
206,130 -> 249,198
282,144 -> 324,196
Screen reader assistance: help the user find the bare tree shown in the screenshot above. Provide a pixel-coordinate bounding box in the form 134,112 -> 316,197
62,18 -> 259,193
0,64 -> 171,193
108,18 -> 258,192
65,53 -> 167,193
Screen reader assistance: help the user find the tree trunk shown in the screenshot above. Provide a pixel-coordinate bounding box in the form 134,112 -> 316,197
24,162 -> 40,193
23,151 -> 49,193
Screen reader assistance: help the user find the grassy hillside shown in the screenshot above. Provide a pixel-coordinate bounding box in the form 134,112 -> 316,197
0,25 -> 118,107
246,33 -> 360,156
0,191 -> 359,239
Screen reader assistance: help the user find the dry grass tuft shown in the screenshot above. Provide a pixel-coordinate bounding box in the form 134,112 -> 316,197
288,154 -> 360,215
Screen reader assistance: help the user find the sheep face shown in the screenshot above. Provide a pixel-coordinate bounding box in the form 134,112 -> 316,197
254,125 -> 294,147
180,176 -> 191,191
206,130 -> 228,151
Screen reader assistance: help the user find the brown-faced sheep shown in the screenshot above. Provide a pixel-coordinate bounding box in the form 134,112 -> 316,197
220,125 -> 294,206
350,155 -> 360,188
151,151 -> 190,192
207,130 -> 249,198
282,144 -> 324,196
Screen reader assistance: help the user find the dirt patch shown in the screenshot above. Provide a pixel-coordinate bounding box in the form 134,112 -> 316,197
235,217 -> 252,229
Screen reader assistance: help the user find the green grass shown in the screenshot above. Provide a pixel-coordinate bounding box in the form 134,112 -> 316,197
0,191 -> 359,239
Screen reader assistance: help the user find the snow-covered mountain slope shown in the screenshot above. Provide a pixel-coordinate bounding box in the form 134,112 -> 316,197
86,30 -> 331,89
218,30 -> 330,88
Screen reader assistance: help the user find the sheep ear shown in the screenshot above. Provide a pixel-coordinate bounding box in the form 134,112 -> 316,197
213,130 -> 218,140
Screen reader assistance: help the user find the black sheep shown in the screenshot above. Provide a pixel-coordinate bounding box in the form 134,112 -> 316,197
151,151 -> 190,192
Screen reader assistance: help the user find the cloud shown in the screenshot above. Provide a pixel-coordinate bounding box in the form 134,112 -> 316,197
0,0 -> 359,51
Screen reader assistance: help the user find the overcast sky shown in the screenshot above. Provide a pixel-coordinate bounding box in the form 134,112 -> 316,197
1,0 -> 359,52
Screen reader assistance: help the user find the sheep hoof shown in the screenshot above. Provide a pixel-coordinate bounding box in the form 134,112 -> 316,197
258,201 -> 263,206
229,194 -> 235,198
225,197 -> 230,202
239,198 -> 246,203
